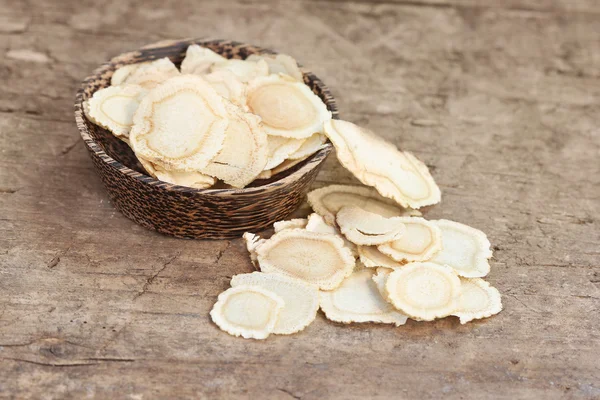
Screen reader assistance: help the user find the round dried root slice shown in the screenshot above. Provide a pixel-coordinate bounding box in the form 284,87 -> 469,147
288,133 -> 327,160
452,278 -> 502,324
320,269 -> 408,326
264,135 -> 305,170
256,229 -> 355,290
154,167 -> 216,189
377,217 -> 442,263
270,156 -> 308,176
307,185 -> 420,225
203,70 -> 247,107
273,218 -> 308,232
130,75 -> 229,171
210,285 -> 284,340
429,220 -> 492,278
138,155 -> 157,177
357,246 -> 407,269
180,44 -> 226,75
306,213 -> 358,257
385,262 -> 461,321
211,59 -> 269,83
336,206 -> 406,246
231,272 -> 319,335
255,169 -> 272,180
86,84 -> 147,138
111,64 -> 141,86
246,74 -> 331,139
243,232 -> 266,269
246,53 -> 304,81
201,107 -> 268,188
123,58 -> 180,89
323,119 -> 441,209
371,267 -> 393,299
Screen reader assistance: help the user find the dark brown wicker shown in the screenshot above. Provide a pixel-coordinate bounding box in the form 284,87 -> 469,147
74,38 -> 338,239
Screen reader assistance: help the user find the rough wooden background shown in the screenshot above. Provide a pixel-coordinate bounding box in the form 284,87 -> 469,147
1,0 -> 599,398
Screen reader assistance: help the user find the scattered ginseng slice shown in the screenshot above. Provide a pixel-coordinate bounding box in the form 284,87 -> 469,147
323,119 -> 441,209
201,107 -> 268,188
122,58 -> 180,89
306,213 -> 357,257
377,217 -> 442,263
429,220 -> 492,278
246,74 -> 331,139
210,285 -> 284,340
86,84 -> 147,138
129,75 -> 229,171
319,269 -> 408,326
180,44 -> 226,75
246,53 -> 304,81
452,278 -> 502,324
357,246 -> 406,269
288,133 -> 327,160
243,232 -> 266,269
371,267 -> 393,299
336,206 -> 406,246
211,59 -> 269,83
264,135 -> 305,170
256,229 -> 355,290
385,262 -> 461,321
273,218 -> 308,232
203,70 -> 247,108
307,185 -> 420,225
231,272 -> 319,335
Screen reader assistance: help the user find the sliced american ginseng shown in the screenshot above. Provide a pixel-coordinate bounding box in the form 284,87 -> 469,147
129,75 -> 229,171
264,135 -> 305,170
154,167 -> 215,189
201,107 -> 268,188
336,206 -> 406,246
319,269 -> 407,326
306,213 -> 357,257
429,220 -> 492,278
255,169 -> 272,180
371,267 -> 393,299
256,229 -> 355,290
86,84 -> 147,138
377,217 -> 442,263
385,262 -> 461,321
307,184 -> 420,225
111,64 -> 141,86
211,58 -> 269,83
246,74 -> 331,139
288,133 -> 327,160
246,53 -> 303,81
180,44 -> 226,75
452,278 -> 502,324
210,285 -> 284,340
273,218 -> 308,232
231,272 -> 319,335
269,156 -> 308,176
323,119 -> 441,209
243,232 -> 266,269
123,58 -> 180,89
203,70 -> 247,108
357,246 -> 407,269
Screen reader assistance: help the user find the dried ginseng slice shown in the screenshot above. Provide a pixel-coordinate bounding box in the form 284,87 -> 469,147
264,135 -> 305,170
336,206 -> 406,246
377,217 -> 442,263
210,285 -> 284,340
273,218 -> 308,232
288,133 -> 327,160
129,75 -> 229,171
320,269 -> 407,326
243,232 -> 266,269
201,107 -> 268,188
123,58 -> 180,89
323,119 -> 441,209
180,44 -> 226,75
246,53 -> 304,81
371,267 -> 393,299
357,246 -> 406,269
203,70 -> 246,107
211,59 -> 269,82
307,185 -> 420,225
269,156 -> 308,176
154,166 -> 216,189
385,262 -> 461,321
86,84 -> 147,138
246,74 -> 331,139
306,213 -> 357,257
111,64 -> 141,86
256,229 -> 355,290
231,272 -> 319,335
452,278 -> 502,324
429,220 -> 492,278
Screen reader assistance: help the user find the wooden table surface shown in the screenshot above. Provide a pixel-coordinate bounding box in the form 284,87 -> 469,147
1,0 -> 599,398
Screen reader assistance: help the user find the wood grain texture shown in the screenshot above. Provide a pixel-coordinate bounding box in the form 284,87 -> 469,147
0,0 -> 599,399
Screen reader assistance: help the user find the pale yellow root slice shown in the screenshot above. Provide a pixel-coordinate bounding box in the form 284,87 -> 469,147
246,53 -> 304,81
452,278 -> 502,324
336,206 -> 406,246
137,155 -> 157,177
255,169 -> 272,180
210,285 -> 284,340
154,166 -> 216,189
357,246 -> 407,269
429,219 -> 493,278
371,267 -> 393,299
231,272 -> 319,335
203,70 -> 247,108
320,269 -> 408,326
273,218 -> 308,233
201,106 -> 268,188
123,58 -> 180,89
305,213 -> 358,257
243,232 -> 266,269
288,133 -> 327,160
377,217 -> 442,263
86,84 -> 147,138
246,74 -> 331,139
111,64 -> 141,86
385,262 -> 461,321
129,75 -> 229,171
264,135 -> 305,170
256,229 -> 355,290
269,156 -> 309,176
323,119 -> 441,209
211,58 -> 269,83
180,44 -> 227,75
307,184 -> 421,225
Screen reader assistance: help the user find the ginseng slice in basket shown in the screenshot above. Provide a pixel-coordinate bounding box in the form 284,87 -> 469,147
87,84 -> 147,138
203,70 -> 247,107
273,218 -> 308,232
336,206 -> 406,246
452,278 -> 502,324
111,64 -> 141,86
288,133 -> 327,160
357,246 -> 407,269
180,44 -> 226,75
123,58 -> 180,89
246,53 -> 303,81
264,135 -> 305,170
211,59 -> 269,82
153,166 -> 216,189
377,217 -> 442,263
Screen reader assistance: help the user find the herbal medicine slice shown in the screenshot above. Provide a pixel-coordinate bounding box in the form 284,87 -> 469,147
211,59 -> 269,83
288,133 -> 327,160
180,44 -> 226,75
154,167 -> 215,189
111,64 -> 141,86
336,206 -> 406,246
452,278 -> 502,324
230,272 -> 319,335
306,213 -> 358,257
210,285 -> 284,340
371,267 -> 393,299
357,246 -> 406,269
377,217 -> 442,263
385,262 -> 461,321
203,70 -> 247,108
243,232 -> 266,269
87,84 -> 147,138
273,218 -> 308,233
246,53 -> 303,81
124,58 -> 180,89
264,135 -> 305,170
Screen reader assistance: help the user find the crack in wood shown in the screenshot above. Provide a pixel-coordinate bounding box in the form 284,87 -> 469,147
133,253 -> 180,300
